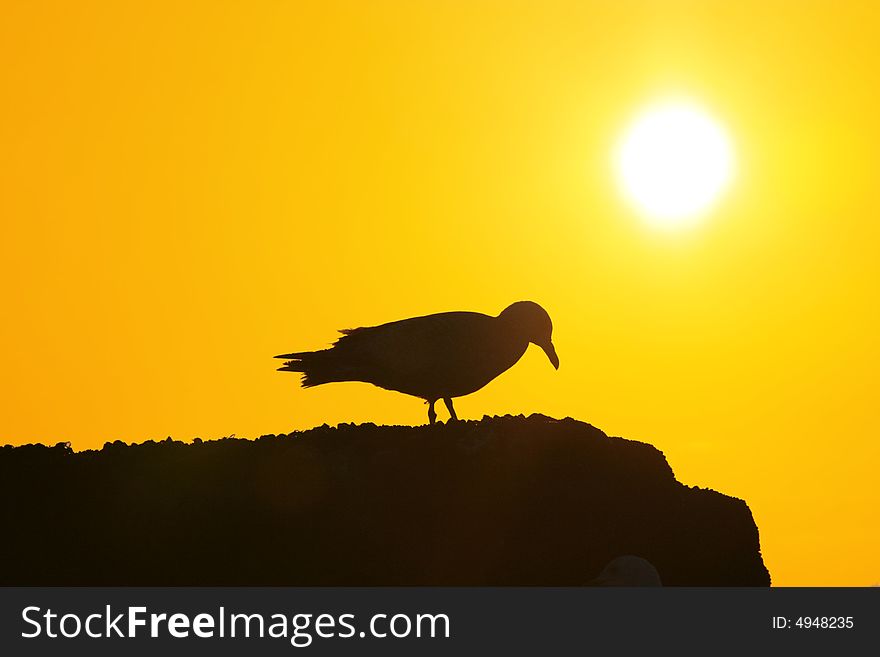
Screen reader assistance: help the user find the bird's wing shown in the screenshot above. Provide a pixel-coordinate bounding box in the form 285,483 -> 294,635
333,311 -> 493,382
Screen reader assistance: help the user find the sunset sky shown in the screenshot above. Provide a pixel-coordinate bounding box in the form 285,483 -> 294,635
1,1 -> 877,586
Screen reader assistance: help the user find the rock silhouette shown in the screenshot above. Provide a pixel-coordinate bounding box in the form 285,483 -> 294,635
276,301 -> 559,424
588,555 -> 663,586
0,415 -> 770,586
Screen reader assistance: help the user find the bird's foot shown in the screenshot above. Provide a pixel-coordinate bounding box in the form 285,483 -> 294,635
443,397 -> 458,423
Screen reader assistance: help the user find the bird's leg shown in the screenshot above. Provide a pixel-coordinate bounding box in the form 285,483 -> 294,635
443,397 -> 458,422
427,399 -> 437,425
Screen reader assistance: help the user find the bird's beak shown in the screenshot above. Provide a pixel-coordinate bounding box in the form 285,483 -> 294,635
541,341 -> 559,370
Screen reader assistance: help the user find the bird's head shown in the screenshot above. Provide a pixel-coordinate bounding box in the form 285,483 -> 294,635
499,301 -> 559,369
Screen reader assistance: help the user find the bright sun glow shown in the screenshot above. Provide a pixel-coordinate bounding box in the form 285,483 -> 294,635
615,101 -> 734,228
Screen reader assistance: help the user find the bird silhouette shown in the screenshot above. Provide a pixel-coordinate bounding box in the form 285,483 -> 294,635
275,301 -> 559,424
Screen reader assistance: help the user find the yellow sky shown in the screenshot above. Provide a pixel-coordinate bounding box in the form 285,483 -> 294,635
1,1 -> 878,586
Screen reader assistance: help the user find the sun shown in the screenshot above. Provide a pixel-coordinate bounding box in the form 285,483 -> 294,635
615,100 -> 734,228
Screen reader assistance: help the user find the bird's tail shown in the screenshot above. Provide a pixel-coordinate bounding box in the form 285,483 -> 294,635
274,349 -> 348,388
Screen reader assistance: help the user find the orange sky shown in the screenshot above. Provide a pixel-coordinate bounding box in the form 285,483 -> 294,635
1,1 -> 878,586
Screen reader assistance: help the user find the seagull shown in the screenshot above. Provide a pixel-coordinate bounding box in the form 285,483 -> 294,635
587,556 -> 663,587
275,301 -> 559,424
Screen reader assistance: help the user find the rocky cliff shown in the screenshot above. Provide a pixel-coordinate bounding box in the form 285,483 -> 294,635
0,415 -> 770,585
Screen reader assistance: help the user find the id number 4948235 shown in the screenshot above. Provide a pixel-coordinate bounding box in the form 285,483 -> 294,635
772,616 -> 854,629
